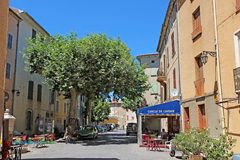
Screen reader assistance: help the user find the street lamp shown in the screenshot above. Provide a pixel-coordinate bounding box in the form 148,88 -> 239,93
12,89 -> 20,96
200,51 -> 217,65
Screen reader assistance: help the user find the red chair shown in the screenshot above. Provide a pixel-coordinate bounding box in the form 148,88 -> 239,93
142,135 -> 149,145
46,133 -> 55,142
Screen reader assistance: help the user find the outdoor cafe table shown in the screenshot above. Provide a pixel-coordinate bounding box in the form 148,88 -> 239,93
148,139 -> 163,151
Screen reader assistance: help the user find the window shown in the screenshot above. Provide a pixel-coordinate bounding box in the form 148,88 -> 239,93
183,107 -> 190,132
197,104 -> 207,130
64,102 -> 67,113
32,29 -> 36,39
236,0 -> 240,12
49,90 -> 54,104
150,83 -> 158,95
167,78 -> 170,99
56,100 -> 59,112
192,7 -> 202,39
173,68 -> 176,89
171,32 -> 175,57
195,57 -> 204,96
37,84 -> 42,101
163,55 -> 166,74
26,110 -> 32,130
5,63 -> 11,79
46,112 -> 49,117
28,81 -> 34,99
7,33 -> 13,49
167,48 -> 169,68
151,68 -> 156,76
57,118 -> 62,124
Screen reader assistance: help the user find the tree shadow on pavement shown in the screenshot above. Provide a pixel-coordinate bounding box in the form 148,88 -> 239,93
74,133 -> 137,146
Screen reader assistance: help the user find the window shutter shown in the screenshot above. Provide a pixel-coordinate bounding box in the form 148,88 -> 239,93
237,0 -> 240,11
5,63 -> 11,79
171,32 -> 175,57
64,103 -> 67,113
151,68 -> 156,76
151,83 -> 158,94
56,101 -> 59,112
32,29 -> 36,39
173,68 -> 176,89
28,81 -> 34,99
37,84 -> 42,101
7,34 -> 13,49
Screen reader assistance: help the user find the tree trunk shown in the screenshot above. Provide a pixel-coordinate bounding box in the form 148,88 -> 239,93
64,88 -> 78,138
87,98 -> 92,125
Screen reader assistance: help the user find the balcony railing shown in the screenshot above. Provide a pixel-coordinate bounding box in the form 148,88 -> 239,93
194,78 -> 205,96
233,67 -> 240,93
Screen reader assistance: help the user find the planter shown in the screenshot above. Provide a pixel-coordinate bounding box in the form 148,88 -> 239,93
189,155 -> 203,160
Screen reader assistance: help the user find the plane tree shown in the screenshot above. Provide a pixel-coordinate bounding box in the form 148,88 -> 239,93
24,32 -> 149,132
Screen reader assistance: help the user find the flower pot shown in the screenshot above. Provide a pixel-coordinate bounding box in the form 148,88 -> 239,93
189,155 -> 203,160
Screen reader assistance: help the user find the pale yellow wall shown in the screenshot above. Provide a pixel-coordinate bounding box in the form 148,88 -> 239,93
0,0 -> 9,135
5,10 -> 21,113
215,0 -> 240,152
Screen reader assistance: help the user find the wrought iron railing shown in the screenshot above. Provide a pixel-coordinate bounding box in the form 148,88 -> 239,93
194,78 -> 205,96
233,67 -> 240,93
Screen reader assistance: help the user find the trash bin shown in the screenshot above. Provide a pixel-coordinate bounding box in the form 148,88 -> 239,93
233,154 -> 240,160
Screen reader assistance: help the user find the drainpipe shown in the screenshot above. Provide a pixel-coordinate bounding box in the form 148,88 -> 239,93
175,0 -> 183,133
212,0 -> 225,133
12,20 -> 21,115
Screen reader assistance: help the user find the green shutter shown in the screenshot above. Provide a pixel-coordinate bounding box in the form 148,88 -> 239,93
151,83 -> 158,94
151,68 -> 156,76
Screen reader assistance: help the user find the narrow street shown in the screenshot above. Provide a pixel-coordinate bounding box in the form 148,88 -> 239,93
22,130 -> 178,160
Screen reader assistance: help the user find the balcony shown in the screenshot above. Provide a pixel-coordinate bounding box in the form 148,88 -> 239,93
157,72 -> 167,86
233,67 -> 240,94
194,78 -> 205,96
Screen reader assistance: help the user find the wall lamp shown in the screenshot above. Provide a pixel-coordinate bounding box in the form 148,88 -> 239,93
12,89 -> 20,96
200,51 -> 217,65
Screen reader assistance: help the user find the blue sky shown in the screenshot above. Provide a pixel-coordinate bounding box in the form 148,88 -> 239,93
10,0 -> 170,58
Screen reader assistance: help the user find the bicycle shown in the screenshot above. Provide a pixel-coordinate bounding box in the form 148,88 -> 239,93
65,135 -> 75,144
0,145 -> 22,160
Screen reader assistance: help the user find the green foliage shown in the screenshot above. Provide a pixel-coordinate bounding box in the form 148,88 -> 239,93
204,130 -> 237,160
122,96 -> 142,112
24,32 -> 149,124
92,97 -> 110,122
172,127 -> 236,160
24,32 -> 149,100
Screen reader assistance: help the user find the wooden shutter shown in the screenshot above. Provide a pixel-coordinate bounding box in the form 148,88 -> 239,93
237,0 -> 240,11
28,81 -> 34,99
173,68 -> 176,89
37,84 -> 42,101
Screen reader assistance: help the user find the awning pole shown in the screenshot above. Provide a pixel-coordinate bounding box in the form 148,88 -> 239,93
138,115 -> 142,145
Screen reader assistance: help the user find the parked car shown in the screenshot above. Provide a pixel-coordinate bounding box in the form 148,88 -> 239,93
76,125 -> 98,139
107,123 -> 115,130
126,123 -> 137,135
104,124 -> 112,131
96,125 -> 105,133
100,125 -> 108,132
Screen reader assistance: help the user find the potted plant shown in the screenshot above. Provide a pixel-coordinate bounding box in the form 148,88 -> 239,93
172,127 -> 209,160
172,127 -> 236,160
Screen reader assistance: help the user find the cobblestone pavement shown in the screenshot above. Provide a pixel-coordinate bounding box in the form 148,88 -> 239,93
22,130 -> 180,160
